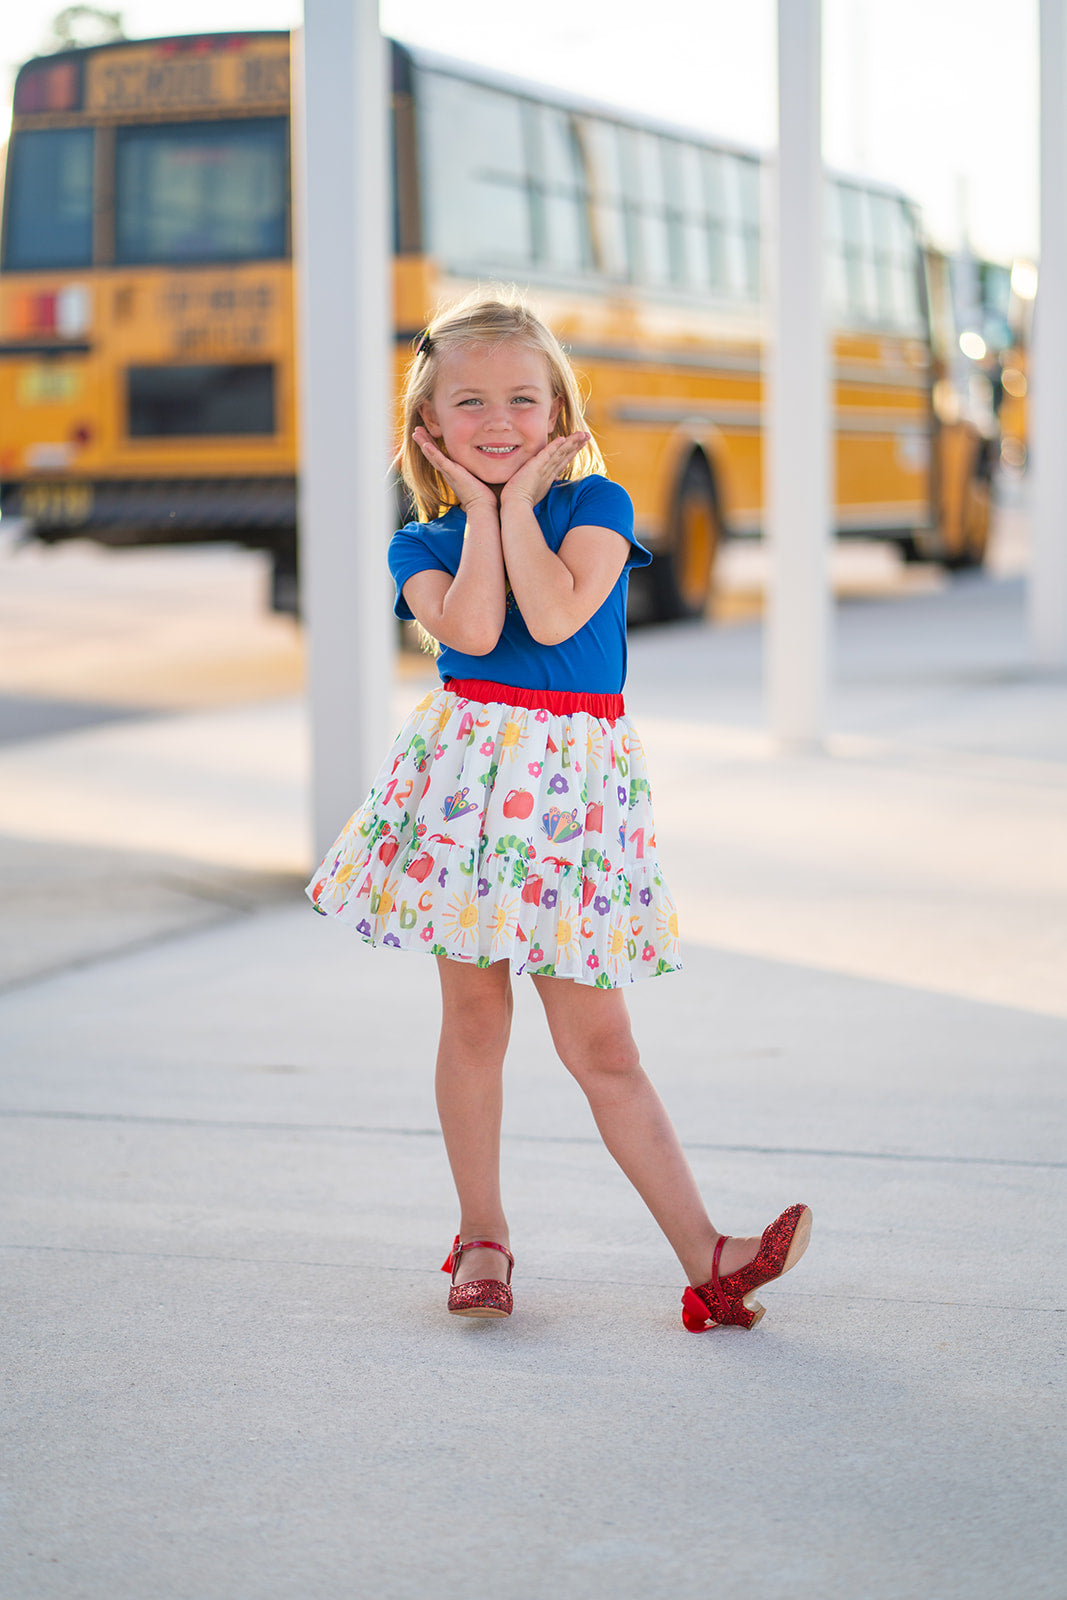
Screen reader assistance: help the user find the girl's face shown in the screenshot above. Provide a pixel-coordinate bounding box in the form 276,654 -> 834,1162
419,340 -> 563,489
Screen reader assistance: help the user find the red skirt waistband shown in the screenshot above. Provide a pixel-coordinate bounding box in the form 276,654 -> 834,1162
444,677 -> 624,722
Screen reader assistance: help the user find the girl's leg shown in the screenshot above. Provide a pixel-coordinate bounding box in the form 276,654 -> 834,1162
531,976 -> 761,1286
435,956 -> 514,1285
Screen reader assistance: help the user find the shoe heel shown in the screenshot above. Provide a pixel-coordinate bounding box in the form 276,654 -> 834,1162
737,1296 -> 764,1329
681,1286 -> 764,1331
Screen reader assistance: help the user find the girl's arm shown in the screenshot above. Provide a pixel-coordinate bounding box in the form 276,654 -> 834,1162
403,429 -> 508,655
402,501 -> 506,655
499,435 -> 630,646
500,514 -> 630,646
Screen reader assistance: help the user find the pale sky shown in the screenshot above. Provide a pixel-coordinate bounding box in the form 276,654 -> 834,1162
0,0 -> 1040,262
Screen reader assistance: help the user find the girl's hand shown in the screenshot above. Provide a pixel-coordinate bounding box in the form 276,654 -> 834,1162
413,427 -> 499,515
499,432 -> 590,512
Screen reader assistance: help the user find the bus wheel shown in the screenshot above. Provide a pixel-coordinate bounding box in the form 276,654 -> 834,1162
653,454 -> 720,620
270,538 -> 300,615
944,468 -> 992,571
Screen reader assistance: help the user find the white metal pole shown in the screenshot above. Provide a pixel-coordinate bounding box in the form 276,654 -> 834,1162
294,2 -> 393,862
1031,0 -> 1067,664
766,0 -> 831,748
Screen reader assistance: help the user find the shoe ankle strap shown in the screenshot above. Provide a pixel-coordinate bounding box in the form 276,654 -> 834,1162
441,1235 -> 515,1282
708,1233 -> 730,1319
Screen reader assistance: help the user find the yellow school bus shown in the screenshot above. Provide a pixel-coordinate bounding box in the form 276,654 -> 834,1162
0,31 -> 992,617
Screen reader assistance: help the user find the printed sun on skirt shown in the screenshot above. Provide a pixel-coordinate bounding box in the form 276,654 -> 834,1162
305,683 -> 681,988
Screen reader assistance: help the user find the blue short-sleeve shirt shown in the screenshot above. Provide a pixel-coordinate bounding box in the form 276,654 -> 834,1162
389,475 -> 650,695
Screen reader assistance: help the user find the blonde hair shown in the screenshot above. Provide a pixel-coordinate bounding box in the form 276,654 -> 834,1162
397,288 -> 606,521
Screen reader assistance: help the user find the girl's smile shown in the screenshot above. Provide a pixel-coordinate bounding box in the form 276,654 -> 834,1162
419,342 -> 562,488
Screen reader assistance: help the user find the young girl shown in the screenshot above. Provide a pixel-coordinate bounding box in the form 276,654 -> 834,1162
307,292 -> 811,1331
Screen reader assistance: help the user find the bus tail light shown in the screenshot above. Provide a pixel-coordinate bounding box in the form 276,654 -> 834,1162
9,286 -> 91,338
157,34 -> 250,56
11,293 -> 57,335
12,58 -> 82,113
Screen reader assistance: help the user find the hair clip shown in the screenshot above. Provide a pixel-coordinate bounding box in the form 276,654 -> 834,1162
415,329 -> 433,356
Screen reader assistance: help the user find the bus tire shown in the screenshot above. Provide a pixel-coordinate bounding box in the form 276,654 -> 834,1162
943,452 -> 993,571
896,534 -> 926,565
270,538 -> 300,615
652,453 -> 720,621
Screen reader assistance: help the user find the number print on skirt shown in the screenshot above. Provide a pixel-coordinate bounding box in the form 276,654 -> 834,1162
306,685 -> 681,988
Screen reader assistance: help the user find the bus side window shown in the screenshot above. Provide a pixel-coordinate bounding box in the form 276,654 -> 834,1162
826,181 -> 849,324
977,260 -> 1014,352
703,150 -> 728,296
531,105 -> 592,275
583,118 -> 630,282
867,193 -> 892,327
718,153 -> 752,301
675,142 -> 712,293
840,184 -> 879,326
658,138 -> 685,287
420,72 -> 533,272
862,192 -> 924,334
890,200 -> 925,333
735,157 -> 762,301
629,130 -> 672,289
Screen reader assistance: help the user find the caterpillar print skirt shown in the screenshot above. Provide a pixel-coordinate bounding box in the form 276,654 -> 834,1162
305,678 -> 681,988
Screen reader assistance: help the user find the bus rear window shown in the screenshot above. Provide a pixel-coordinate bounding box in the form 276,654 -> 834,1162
127,364 -> 276,436
115,119 -> 287,265
2,128 -> 94,270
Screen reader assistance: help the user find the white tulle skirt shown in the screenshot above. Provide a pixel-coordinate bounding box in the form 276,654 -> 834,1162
306,681 -> 681,988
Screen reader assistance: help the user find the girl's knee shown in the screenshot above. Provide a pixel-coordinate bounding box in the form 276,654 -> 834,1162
438,959 -> 513,1050
557,1013 -> 641,1089
533,978 -> 640,1087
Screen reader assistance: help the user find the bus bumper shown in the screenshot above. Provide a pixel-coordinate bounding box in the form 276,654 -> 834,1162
0,476 -> 298,546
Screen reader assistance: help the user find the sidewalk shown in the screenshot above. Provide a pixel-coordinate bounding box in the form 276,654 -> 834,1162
1,555 -> 1064,1599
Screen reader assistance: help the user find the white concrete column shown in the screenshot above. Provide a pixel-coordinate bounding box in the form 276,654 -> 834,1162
293,3 -> 393,861
765,0 -> 831,748
1031,0 -> 1067,664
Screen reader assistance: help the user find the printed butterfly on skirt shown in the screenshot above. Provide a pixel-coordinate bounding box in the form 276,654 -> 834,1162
541,805 -> 583,843
442,788 -> 479,821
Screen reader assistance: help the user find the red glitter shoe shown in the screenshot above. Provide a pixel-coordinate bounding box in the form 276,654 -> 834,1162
441,1235 -> 514,1318
681,1203 -> 812,1331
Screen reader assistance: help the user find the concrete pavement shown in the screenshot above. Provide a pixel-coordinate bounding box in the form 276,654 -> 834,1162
1,547 -> 1065,1599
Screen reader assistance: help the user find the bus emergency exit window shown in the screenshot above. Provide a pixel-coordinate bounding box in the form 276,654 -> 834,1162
127,363 -> 275,435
